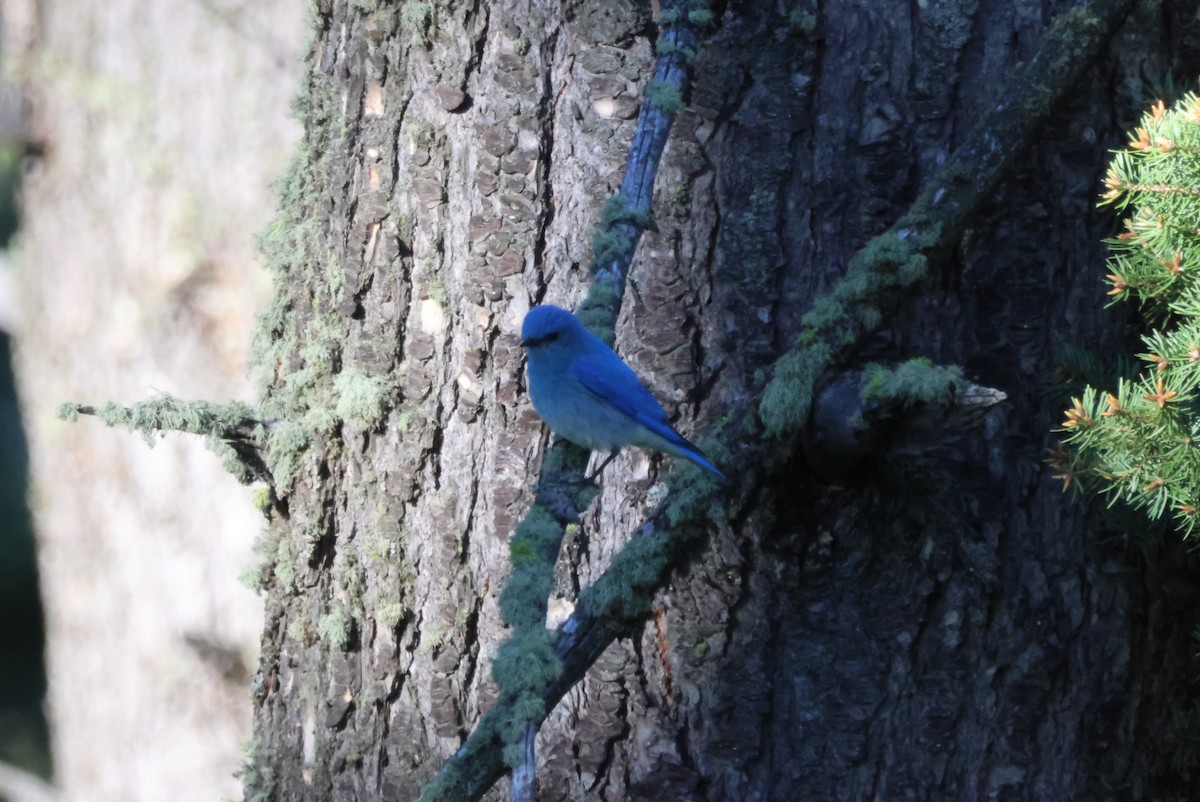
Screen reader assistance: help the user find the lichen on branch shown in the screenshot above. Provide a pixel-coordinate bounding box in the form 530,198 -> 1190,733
58,395 -> 270,483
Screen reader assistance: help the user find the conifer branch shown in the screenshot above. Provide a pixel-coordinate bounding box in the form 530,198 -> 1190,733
1061,95 -> 1200,532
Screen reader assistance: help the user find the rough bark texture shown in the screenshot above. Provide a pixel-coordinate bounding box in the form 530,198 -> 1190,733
248,1 -> 1200,801
6,1 -> 305,800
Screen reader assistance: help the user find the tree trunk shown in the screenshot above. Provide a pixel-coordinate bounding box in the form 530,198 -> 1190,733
244,0 -> 1200,800
7,2 -> 305,800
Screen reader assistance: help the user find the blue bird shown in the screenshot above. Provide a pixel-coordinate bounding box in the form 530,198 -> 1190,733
520,304 -> 725,480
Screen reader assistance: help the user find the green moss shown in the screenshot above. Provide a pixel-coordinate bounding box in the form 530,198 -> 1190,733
896,250 -> 930,284
577,532 -> 672,622
236,738 -> 275,802
251,65 -> 348,424
251,486 -> 272,512
499,506 -> 564,629
415,626 -> 449,656
862,359 -> 963,408
274,532 -> 298,588
840,229 -> 929,295
424,278 -> 449,305
591,225 -> 634,269
491,629 -> 561,702
803,296 -> 845,331
391,391 -> 435,433
507,537 -> 538,567
365,524 -> 405,561
402,120 -> 436,152
512,695 -> 548,725
501,743 -> 526,770
265,419 -> 309,491
317,608 -> 352,651
302,405 -> 339,436
68,396 -> 256,444
376,603 -> 407,631
417,761 -> 469,801
499,570 -> 554,631
333,550 -> 367,618
758,220 -> 943,440
577,280 -> 622,343
855,303 -> 882,329
644,80 -> 684,113
589,195 -> 660,274
238,525 -> 282,591
400,1 -> 433,46
238,562 -> 270,592
363,516 -> 415,632
285,617 -> 309,645
334,367 -> 390,428
654,39 -> 701,63
759,343 -> 831,438
297,329 -> 340,379
599,195 -> 647,228
665,467 -> 724,526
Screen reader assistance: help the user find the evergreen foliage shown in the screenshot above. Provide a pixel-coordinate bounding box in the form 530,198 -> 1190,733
1058,95 -> 1200,534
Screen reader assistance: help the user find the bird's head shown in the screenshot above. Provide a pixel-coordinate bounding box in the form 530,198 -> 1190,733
520,305 -> 583,359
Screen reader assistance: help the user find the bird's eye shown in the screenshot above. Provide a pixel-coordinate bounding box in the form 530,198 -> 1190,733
522,331 -> 559,348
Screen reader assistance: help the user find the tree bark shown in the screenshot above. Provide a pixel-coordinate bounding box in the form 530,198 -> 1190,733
7,2 -> 305,800
242,0 -> 1200,800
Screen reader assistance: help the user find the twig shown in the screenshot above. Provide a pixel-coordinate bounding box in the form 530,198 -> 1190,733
60,395 -> 272,483
510,723 -> 538,802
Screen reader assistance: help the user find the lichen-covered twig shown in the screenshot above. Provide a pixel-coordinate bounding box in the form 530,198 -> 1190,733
801,362 -> 1007,482
576,1 -> 703,337
59,395 -> 271,484
759,0 -> 1134,437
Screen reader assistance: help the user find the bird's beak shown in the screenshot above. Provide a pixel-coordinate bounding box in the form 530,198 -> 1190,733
519,337 -> 530,348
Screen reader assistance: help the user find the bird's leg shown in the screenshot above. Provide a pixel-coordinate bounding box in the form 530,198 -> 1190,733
586,450 -> 620,482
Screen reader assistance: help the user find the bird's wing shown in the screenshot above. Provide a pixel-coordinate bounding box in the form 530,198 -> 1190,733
571,356 -> 690,448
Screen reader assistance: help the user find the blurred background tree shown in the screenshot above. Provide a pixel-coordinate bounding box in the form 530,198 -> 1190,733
0,70 -> 46,789
1,2 -> 304,800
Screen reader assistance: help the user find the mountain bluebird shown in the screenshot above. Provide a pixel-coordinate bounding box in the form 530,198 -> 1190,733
520,304 -> 725,479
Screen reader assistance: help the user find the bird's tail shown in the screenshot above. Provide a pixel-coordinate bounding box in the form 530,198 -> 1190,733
683,448 -> 727,480
661,432 -> 727,481
637,415 -> 727,480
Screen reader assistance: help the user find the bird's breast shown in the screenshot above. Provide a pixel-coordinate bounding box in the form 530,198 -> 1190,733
527,361 -> 632,452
